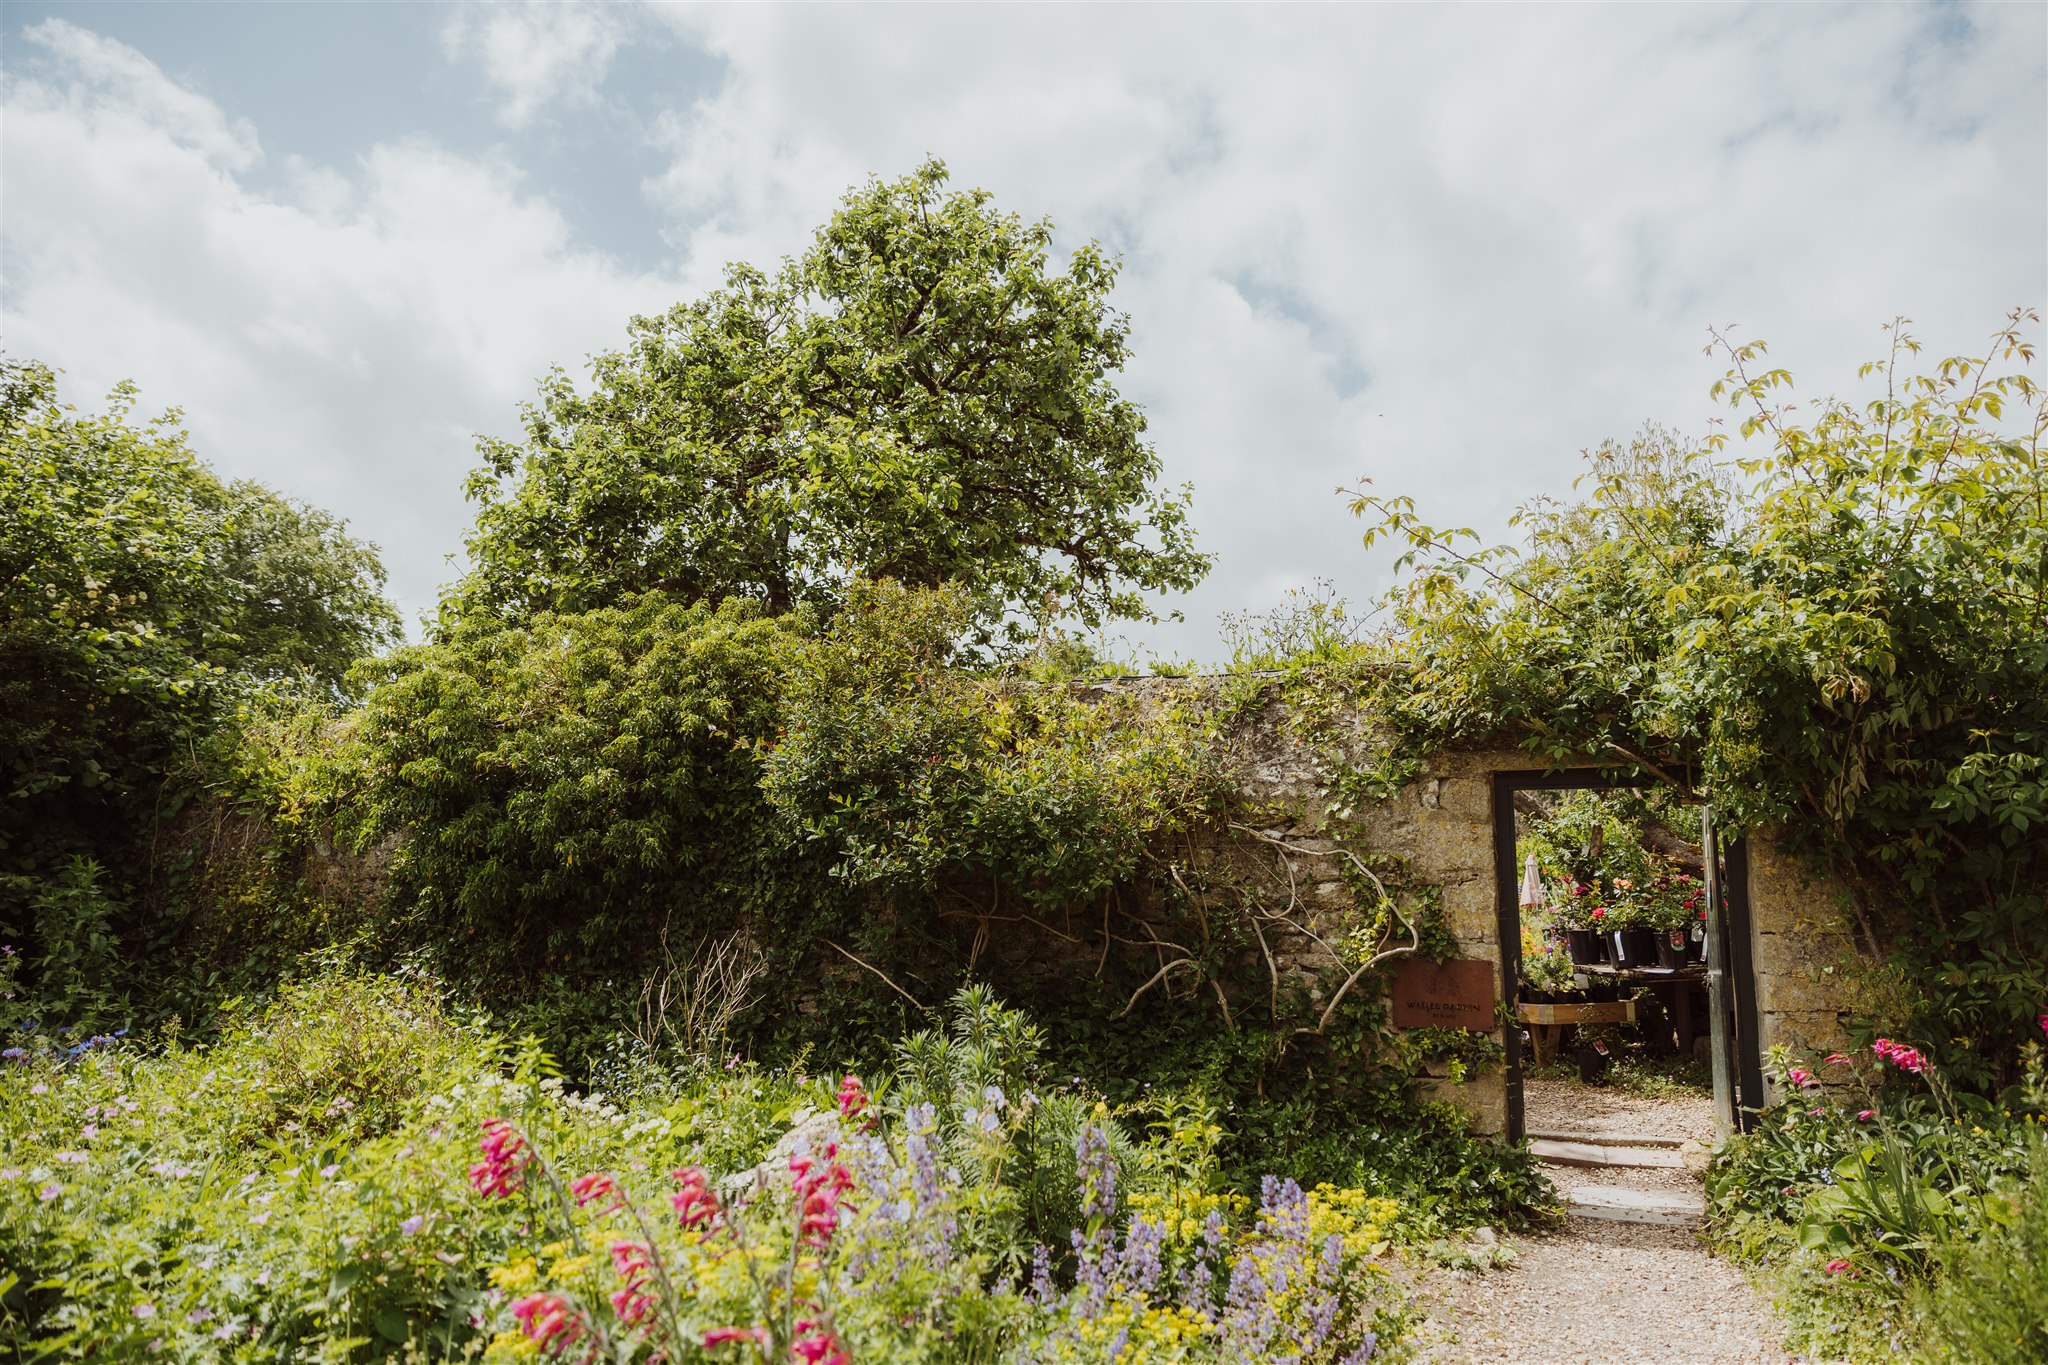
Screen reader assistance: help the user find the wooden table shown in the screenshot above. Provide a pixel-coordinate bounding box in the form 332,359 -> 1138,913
1571,964 -> 1706,1057
1516,998 -> 1638,1068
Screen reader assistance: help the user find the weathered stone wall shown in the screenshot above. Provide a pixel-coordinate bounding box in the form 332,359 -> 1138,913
1743,836 -> 1859,1091
1073,676 -> 1867,1131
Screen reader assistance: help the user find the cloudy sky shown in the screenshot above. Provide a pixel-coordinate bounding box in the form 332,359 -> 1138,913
5,2 -> 2044,659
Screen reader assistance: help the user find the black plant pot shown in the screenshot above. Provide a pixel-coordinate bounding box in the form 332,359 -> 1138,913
1565,929 -> 1607,966
1609,929 -> 1660,968
1655,930 -> 1687,970
1687,925 -> 1707,964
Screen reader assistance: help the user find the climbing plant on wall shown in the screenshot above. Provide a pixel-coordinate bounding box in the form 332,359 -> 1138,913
1350,312 -> 2047,1084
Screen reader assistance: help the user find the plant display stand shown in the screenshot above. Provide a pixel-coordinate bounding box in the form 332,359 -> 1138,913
1516,998 -> 1637,1068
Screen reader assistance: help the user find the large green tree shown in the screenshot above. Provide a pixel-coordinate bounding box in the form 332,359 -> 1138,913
0,360 -> 399,1017
449,160 -> 1209,639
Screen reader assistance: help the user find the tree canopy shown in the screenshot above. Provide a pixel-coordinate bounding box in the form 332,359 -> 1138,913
449,160 -> 1209,640
1355,311 -> 2047,1080
0,359 -> 398,1006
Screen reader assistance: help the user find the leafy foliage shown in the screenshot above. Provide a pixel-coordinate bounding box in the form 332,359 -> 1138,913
0,360 -> 398,1029
450,161 -> 1208,642
1353,313 -> 2048,1077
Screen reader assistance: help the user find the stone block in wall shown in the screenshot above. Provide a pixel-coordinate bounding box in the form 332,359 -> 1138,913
1419,1073 -> 1507,1135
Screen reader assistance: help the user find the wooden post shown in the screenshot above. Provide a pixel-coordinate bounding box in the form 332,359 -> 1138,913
1702,807 -> 1737,1140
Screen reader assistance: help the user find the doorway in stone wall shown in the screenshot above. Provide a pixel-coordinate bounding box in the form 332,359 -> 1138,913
1490,770 -> 1765,1149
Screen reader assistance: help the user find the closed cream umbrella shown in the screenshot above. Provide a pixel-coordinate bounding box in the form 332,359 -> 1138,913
1519,853 -> 1547,911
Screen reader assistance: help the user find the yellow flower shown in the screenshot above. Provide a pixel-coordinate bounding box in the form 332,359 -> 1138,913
487,1255 -> 538,1293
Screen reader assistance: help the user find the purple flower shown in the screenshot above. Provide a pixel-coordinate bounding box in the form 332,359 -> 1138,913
400,1215 -> 424,1236
1075,1124 -> 1117,1222
132,1304 -> 155,1319
38,1183 -> 59,1202
1030,1243 -> 1055,1304
320,1164 -> 341,1179
1117,1219 -> 1166,1294
1339,1332 -> 1379,1363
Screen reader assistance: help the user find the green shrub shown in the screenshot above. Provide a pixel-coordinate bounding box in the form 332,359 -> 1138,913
1912,1147 -> 2048,1365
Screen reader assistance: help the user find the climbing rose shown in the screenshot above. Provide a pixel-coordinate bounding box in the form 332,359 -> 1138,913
469,1119 -> 530,1198
1590,907 -> 1607,921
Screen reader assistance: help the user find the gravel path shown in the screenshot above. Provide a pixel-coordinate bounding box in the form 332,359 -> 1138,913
1407,1077 -> 1806,1364
1408,1219 -> 1798,1364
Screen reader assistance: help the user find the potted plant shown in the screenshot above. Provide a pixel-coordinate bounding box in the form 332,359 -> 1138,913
1551,881 -> 1609,965
1637,867 -> 1705,968
1602,878 -> 1662,967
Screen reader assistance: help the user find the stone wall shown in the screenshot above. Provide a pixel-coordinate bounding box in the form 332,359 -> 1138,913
1070,676 -> 1865,1133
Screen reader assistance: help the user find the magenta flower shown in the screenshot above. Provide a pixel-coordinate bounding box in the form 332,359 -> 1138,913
1823,1052 -> 1850,1067
468,1119 -> 530,1198
570,1170 -> 621,1214
1824,1258 -> 1851,1276
1787,1068 -> 1816,1088
790,1143 -> 856,1247
607,1240 -> 658,1326
671,1165 -> 720,1232
836,1074 -> 869,1121
1856,1109 -> 1876,1121
792,1319 -> 850,1365
510,1293 -> 588,1357
1871,1038 -> 1928,1074
703,1327 -> 768,1348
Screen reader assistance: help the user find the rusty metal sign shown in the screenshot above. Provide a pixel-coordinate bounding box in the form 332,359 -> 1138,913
1390,958 -> 1498,1031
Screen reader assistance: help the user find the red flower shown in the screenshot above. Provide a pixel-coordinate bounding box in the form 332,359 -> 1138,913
511,1293 -> 591,1359
671,1166 -> 720,1233
571,1171 -> 622,1215
1872,1038 -> 1928,1074
1824,1259 -> 1851,1276
836,1074 -> 869,1121
607,1240 -> 658,1326
790,1144 -> 857,1247
792,1319 -> 851,1365
1590,907 -> 1607,920
702,1326 -> 768,1348
469,1119 -> 530,1198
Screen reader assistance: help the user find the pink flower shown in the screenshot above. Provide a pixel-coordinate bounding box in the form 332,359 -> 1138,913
1856,1109 -> 1876,1121
510,1293 -> 589,1358
790,1144 -> 856,1247
703,1327 -> 768,1348
1787,1068 -> 1816,1088
1871,1039 -> 1927,1074
1590,907 -> 1607,920
607,1240 -> 658,1326
1824,1259 -> 1851,1276
1823,1053 -> 1850,1067
671,1166 -> 720,1233
468,1119 -> 530,1199
792,1320 -> 850,1365
2038,1012 -> 2048,1041
570,1171 -> 622,1214
836,1074 -> 869,1121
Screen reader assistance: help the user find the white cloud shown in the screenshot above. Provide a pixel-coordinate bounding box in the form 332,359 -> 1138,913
4,4 -> 2042,658
3,18 -> 679,628
440,2 -> 626,130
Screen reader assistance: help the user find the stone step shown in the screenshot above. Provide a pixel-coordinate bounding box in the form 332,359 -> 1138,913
1527,1126 -> 1684,1150
1531,1138 -> 1687,1170
1563,1185 -> 1703,1226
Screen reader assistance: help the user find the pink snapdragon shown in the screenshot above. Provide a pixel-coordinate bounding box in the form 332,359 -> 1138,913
790,1144 -> 856,1247
671,1165 -> 720,1233
570,1170 -> 622,1215
510,1293 -> 591,1359
468,1119 -> 530,1198
1823,1052 -> 1851,1067
836,1074 -> 869,1121
792,1319 -> 851,1365
607,1240 -> 658,1326
703,1326 -> 769,1348
1871,1038 -> 1927,1074
1786,1068 -> 1817,1089
1823,1259 -> 1852,1276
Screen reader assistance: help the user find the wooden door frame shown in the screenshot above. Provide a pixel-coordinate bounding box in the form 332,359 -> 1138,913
1489,769 -> 1765,1141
